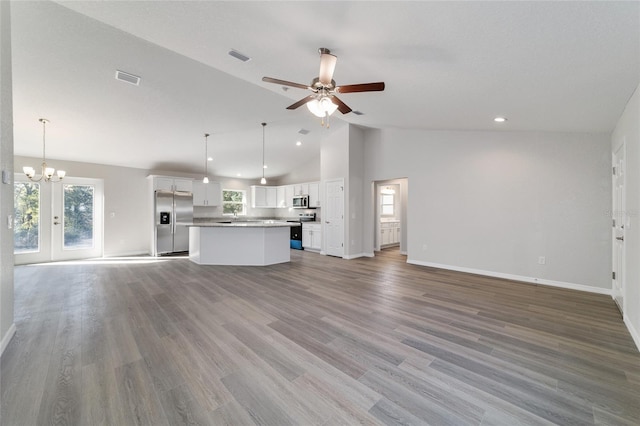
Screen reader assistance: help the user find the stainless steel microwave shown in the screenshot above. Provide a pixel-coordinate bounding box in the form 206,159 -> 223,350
292,195 -> 309,209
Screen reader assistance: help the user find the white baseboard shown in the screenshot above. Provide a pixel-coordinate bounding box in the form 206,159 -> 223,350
343,252 -> 374,259
103,250 -> 149,258
624,316 -> 640,352
406,259 -> 612,296
0,323 -> 16,356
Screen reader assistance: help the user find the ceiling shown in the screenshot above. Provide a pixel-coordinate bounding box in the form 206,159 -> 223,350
10,1 -> 640,180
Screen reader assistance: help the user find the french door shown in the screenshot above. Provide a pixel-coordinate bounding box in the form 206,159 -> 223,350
14,176 -> 103,265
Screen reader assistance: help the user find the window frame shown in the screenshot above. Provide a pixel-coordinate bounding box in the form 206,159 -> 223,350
381,193 -> 395,216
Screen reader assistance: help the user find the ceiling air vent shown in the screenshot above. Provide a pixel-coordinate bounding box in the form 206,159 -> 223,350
228,49 -> 251,62
115,70 -> 141,86
298,128 -> 310,135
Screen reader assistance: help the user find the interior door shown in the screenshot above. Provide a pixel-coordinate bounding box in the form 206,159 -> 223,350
324,178 -> 344,257
612,143 -> 625,313
14,176 -> 103,264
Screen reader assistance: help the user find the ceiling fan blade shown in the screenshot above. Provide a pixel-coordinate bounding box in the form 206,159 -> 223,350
318,53 -> 337,86
336,82 -> 385,93
287,95 -> 316,110
330,96 -> 352,114
262,77 -> 310,90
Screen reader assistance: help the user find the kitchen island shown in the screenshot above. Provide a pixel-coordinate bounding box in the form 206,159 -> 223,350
187,221 -> 294,266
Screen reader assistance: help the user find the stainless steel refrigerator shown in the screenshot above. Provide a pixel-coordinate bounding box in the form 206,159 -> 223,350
154,190 -> 193,255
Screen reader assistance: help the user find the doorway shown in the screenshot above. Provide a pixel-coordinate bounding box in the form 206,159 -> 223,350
14,176 -> 104,265
612,143 -> 625,313
374,178 -> 407,254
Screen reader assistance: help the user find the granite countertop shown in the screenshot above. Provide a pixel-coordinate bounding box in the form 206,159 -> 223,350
182,220 -> 294,228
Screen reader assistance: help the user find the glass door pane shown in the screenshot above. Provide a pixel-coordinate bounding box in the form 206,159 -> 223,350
14,182 -> 40,253
63,184 -> 94,249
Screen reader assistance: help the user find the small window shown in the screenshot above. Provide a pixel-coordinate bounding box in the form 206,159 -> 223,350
222,189 -> 246,215
381,194 -> 394,216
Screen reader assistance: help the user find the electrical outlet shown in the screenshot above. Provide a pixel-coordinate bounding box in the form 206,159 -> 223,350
538,256 -> 546,265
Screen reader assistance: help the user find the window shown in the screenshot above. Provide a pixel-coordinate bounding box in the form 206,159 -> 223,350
222,189 -> 246,215
14,182 -> 40,253
381,194 -> 394,216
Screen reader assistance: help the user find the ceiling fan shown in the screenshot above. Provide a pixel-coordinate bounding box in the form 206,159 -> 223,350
262,48 -> 385,125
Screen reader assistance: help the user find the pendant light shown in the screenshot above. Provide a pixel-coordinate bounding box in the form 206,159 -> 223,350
23,118 -> 66,182
260,122 -> 267,185
202,133 -> 210,183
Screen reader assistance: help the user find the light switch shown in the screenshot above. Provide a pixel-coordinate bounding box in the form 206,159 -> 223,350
7,215 -> 13,229
1,170 -> 10,184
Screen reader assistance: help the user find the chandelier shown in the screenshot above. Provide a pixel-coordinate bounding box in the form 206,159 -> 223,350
23,118 -> 66,182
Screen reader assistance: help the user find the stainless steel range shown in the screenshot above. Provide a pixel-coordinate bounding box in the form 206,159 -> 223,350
288,213 -> 316,250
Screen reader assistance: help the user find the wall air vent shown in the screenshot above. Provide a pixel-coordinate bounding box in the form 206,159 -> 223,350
115,70 -> 140,86
228,49 -> 251,62
298,128 -> 310,135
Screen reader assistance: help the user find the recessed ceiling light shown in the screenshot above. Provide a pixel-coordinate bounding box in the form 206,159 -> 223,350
494,116 -> 507,123
236,173 -> 242,177
263,164 -> 268,169
228,49 -> 251,62
296,141 -> 302,146
207,157 -> 213,161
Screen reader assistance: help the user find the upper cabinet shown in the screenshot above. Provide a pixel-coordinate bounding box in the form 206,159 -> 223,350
276,186 -> 287,208
193,181 -> 221,206
251,185 -> 278,208
152,176 -> 193,192
249,181 -> 320,209
293,183 -> 309,196
308,182 -> 320,208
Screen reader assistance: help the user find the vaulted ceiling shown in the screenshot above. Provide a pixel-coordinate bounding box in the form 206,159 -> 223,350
11,1 -> 639,179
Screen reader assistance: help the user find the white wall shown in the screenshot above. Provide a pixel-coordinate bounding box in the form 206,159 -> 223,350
277,156 -> 320,185
15,156 -> 151,257
320,124 -> 349,256
0,0 -> 15,353
348,125 -> 366,258
611,83 -> 640,348
363,128 -> 612,292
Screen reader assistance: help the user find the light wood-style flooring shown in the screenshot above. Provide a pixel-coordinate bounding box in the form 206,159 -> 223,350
2,248 -> 639,425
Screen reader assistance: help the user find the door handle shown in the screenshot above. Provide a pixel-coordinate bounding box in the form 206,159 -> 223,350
616,236 -> 624,241
325,221 -> 330,224
54,221 -> 60,225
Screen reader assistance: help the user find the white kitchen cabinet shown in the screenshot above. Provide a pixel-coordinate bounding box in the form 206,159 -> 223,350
151,176 -> 193,192
380,220 -> 400,247
193,181 -> 221,206
302,223 -> 322,251
285,185 -> 295,207
293,183 -> 309,196
276,186 -> 287,208
251,185 -> 277,208
308,182 -> 320,207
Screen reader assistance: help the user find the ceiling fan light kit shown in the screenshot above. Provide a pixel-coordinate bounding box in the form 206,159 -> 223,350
262,47 -> 385,127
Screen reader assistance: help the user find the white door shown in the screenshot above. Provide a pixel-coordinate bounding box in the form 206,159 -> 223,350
612,144 -> 625,313
14,176 -> 103,264
324,179 -> 344,257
